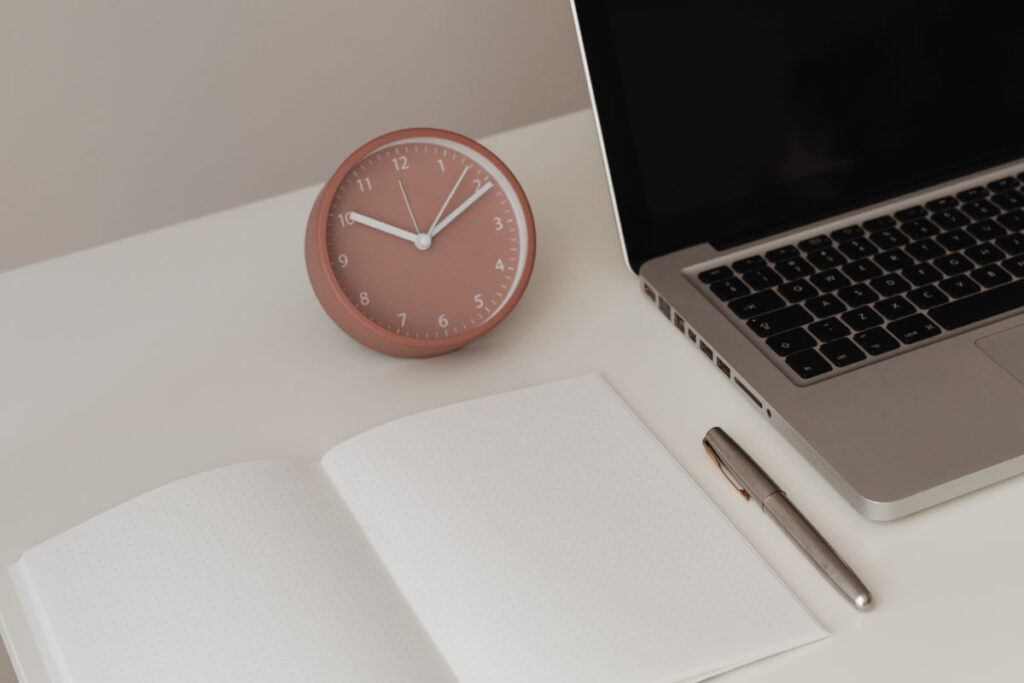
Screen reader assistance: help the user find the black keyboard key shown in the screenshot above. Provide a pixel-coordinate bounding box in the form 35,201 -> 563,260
932,209 -> 971,230
766,327 -> 816,356
786,349 -> 833,379
930,279 -> 1024,330
838,283 -> 879,307
874,248 -> 914,272
963,199 -> 1000,221
1004,255 -> 1024,277
993,189 -> 1024,211
842,259 -> 883,282
854,327 -> 900,356
748,305 -> 813,337
894,206 -> 928,222
998,210 -> 1024,231
699,266 -> 733,283
902,262 -> 943,287
810,268 -> 850,291
863,215 -> 897,232
729,289 -> 787,318
742,267 -> 784,290
766,245 -> 800,262
936,229 -> 976,251
926,195 -> 959,211
842,306 -> 884,331
939,274 -> 982,299
906,285 -> 949,309
777,279 -> 818,303
805,294 -> 846,318
971,264 -> 1012,288
935,253 -> 974,276
808,316 -> 851,342
967,219 -> 1006,241
870,273 -> 910,297
888,314 -> 941,345
838,237 -> 878,259
874,295 -> 916,320
905,238 -> 945,261
820,338 -> 867,367
798,235 -> 832,252
995,233 -> 1024,255
733,255 -> 768,272
869,228 -> 909,250
775,256 -> 814,280
807,247 -> 846,269
957,185 -> 990,202
831,225 -> 864,241
901,218 -> 940,240
965,243 -> 1006,265
710,277 -> 751,301
989,177 -> 1020,193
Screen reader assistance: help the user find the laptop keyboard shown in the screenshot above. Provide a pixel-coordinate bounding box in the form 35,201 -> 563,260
697,171 -> 1024,380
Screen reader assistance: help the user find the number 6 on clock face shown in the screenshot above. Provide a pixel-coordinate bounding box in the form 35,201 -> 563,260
305,128 -> 536,358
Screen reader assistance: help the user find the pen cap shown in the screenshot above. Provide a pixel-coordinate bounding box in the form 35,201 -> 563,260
704,427 -> 782,506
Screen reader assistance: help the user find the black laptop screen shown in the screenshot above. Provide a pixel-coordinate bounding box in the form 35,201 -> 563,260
575,0 -> 1024,271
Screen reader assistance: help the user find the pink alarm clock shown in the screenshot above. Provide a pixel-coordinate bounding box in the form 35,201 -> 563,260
305,128 -> 536,357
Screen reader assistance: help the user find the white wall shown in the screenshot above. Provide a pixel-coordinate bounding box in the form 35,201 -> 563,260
0,0 -> 588,272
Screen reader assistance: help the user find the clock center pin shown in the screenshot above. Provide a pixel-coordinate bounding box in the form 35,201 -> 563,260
414,232 -> 432,251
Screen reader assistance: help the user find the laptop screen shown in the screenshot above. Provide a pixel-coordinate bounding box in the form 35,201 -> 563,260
575,1 -> 1024,271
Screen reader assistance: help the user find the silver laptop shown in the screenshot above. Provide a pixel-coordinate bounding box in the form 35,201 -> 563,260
573,0 -> 1024,520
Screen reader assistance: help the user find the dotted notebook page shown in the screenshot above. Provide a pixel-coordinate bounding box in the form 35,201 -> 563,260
16,460 -> 456,683
322,374 -> 827,683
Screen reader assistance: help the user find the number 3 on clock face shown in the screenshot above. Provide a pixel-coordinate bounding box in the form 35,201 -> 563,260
305,128 -> 536,358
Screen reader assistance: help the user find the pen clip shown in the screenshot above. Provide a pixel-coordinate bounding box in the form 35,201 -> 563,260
703,438 -> 750,501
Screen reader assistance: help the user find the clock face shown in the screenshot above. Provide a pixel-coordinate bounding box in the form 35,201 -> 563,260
308,130 -> 535,356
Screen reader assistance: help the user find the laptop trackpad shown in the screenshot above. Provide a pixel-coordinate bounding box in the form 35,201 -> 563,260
977,324 -> 1024,386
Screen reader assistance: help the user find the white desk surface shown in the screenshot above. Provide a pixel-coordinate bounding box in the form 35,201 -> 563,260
2,109 -> 1022,682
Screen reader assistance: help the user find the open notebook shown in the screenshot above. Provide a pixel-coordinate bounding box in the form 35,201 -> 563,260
10,374 -> 826,682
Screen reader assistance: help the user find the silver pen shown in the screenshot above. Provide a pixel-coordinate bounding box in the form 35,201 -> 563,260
703,427 -> 873,611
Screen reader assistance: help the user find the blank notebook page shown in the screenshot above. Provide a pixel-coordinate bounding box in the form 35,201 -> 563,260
322,374 -> 827,683
13,461 -> 456,683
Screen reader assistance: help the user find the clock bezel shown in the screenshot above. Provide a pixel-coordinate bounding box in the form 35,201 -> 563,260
305,127 -> 536,357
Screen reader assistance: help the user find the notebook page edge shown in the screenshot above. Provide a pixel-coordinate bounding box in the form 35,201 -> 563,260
8,559 -> 71,682
593,372 -> 830,641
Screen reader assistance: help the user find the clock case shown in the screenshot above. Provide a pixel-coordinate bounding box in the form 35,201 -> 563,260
305,128 -> 536,357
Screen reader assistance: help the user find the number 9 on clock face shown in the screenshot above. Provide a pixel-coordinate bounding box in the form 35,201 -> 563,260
305,128 -> 536,357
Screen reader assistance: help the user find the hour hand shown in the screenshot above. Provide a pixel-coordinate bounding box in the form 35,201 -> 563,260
346,211 -> 419,244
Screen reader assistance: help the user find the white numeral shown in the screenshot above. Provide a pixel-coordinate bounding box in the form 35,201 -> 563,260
340,212 -> 354,226
337,254 -> 349,268
492,216 -> 503,231
359,291 -> 370,306
472,178 -> 484,192
356,178 -> 373,192
436,159 -> 446,172
397,312 -> 406,327
391,156 -> 409,171
438,314 -> 449,328
473,294 -> 484,309
495,258 -> 505,271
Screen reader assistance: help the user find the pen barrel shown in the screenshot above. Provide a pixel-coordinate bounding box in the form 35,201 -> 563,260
763,492 -> 872,610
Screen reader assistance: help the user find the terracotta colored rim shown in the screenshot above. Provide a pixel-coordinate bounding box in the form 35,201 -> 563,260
305,127 -> 537,357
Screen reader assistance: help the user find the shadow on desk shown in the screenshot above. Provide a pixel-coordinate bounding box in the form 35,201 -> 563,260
0,648 -> 14,683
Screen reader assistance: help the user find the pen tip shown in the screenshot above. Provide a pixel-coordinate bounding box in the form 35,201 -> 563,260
853,593 -> 873,611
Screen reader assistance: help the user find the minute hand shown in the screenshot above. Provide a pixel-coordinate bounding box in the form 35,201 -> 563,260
427,181 -> 494,239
